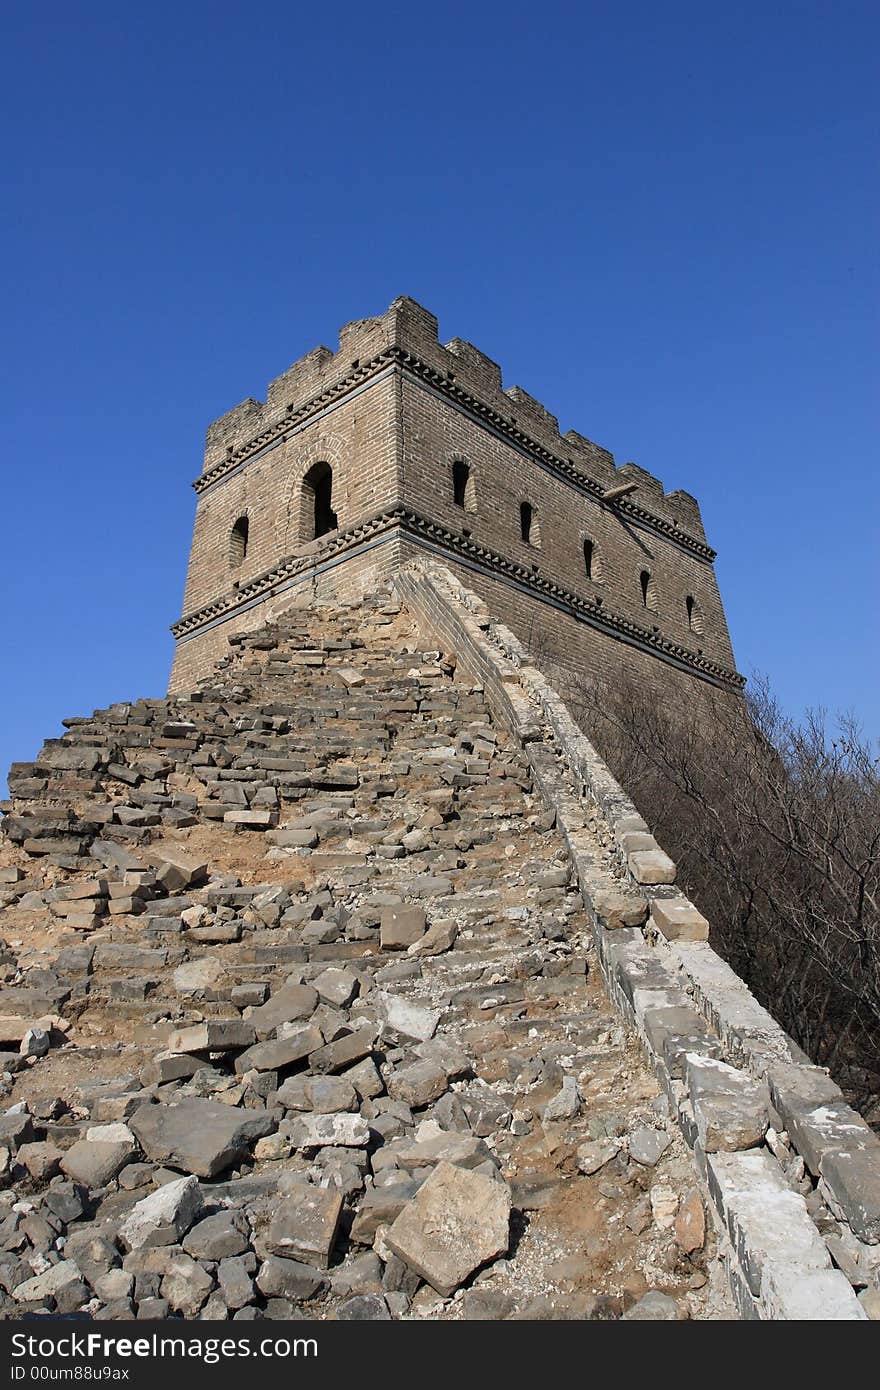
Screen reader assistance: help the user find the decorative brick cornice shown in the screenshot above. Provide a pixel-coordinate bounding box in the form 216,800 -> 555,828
193,349 -> 716,564
171,507 -> 744,691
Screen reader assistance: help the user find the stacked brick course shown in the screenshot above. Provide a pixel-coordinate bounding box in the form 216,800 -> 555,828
169,298 -> 742,704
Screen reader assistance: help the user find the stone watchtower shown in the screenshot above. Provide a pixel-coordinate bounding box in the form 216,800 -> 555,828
169,297 -> 743,701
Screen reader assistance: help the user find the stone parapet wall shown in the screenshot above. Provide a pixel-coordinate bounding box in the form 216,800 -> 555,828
398,559 -> 879,1319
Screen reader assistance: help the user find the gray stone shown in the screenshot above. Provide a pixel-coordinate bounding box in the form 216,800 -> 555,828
336,1293 -> 390,1319
118,1174 -> 205,1250
628,848 -> 676,884
542,1076 -> 581,1123
378,990 -> 441,1042
266,1183 -> 343,1268
64,1231 -> 120,1285
172,958 -> 223,995
247,983 -> 318,1040
380,905 -> 426,950
313,967 -> 358,1008
592,891 -> 648,929
93,1269 -> 134,1304
388,1059 -> 450,1108
286,1113 -> 370,1150
387,1160 -> 511,1297
256,1256 -> 325,1301
650,897 -> 709,942
160,1254 -> 214,1317
623,1290 -> 685,1320
61,1139 -> 133,1188
218,1255 -> 255,1310
688,1054 -> 769,1152
183,1210 -> 250,1260
234,1026 -> 321,1075
277,1074 -> 357,1113
627,1124 -> 671,1167
576,1139 -> 619,1174
13,1261 -> 85,1308
166,1019 -> 255,1053
129,1099 -> 273,1178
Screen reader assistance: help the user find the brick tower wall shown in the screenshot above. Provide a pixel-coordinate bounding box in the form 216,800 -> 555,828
168,298 -> 743,704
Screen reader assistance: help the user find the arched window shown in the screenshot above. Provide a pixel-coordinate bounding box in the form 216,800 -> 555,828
686,594 -> 704,635
640,569 -> 658,611
452,460 -> 476,512
583,537 -> 603,582
302,462 -> 338,540
520,501 -> 541,547
229,515 -> 249,568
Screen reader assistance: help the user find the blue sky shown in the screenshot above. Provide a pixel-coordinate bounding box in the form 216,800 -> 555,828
1,1 -> 877,793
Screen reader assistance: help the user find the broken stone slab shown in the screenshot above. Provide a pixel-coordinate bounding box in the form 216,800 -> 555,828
380,905 -> 426,950
377,990 -> 441,1043
641,1003 -> 721,1078
687,1054 -> 769,1152
90,840 -> 144,873
342,1056 -> 385,1100
650,897 -> 709,942
386,1160 -> 511,1297
234,1026 -> 322,1075
576,1139 -> 619,1174
256,1255 -> 326,1301
407,919 -> 458,956
160,1253 -> 214,1317
265,1182 -> 343,1268
285,1113 -> 371,1150
16,1140 -> 64,1183
779,1092 -> 880,1239
139,1052 -> 203,1086
387,1059 -> 450,1109
218,1255 -> 255,1310
761,1264 -> 867,1321
223,809 -> 277,828
350,1182 -> 421,1245
118,1174 -> 204,1250
312,967 -> 359,1008
542,1075 -> 581,1123
393,1133 -> 494,1172
148,843 -> 208,893
129,1099 -> 274,1178
61,1137 -> 134,1189
166,1019 -> 255,1054
247,982 -> 318,1040
182,1210 -> 250,1261
172,957 -> 224,995
820,1141 -> 880,1245
276,1074 -> 357,1113
628,848 -> 676,885
706,1149 -> 831,1301
308,1028 -> 375,1075
592,890 -> 649,929
13,1260 -> 87,1310
627,1124 -> 671,1167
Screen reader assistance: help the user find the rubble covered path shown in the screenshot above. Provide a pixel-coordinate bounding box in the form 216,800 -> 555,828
0,592 -> 734,1320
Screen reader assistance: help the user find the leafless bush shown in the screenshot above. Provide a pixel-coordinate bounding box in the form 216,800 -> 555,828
568,671 -> 880,1115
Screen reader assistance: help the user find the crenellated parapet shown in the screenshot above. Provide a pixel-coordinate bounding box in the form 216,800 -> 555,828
172,296 -> 739,703
195,296 -> 711,551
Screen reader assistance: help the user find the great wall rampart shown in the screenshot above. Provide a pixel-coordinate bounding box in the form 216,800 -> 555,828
0,304 -> 877,1322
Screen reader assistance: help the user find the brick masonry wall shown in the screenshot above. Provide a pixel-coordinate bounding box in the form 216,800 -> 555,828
169,296 -> 743,705
398,377 -> 735,669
